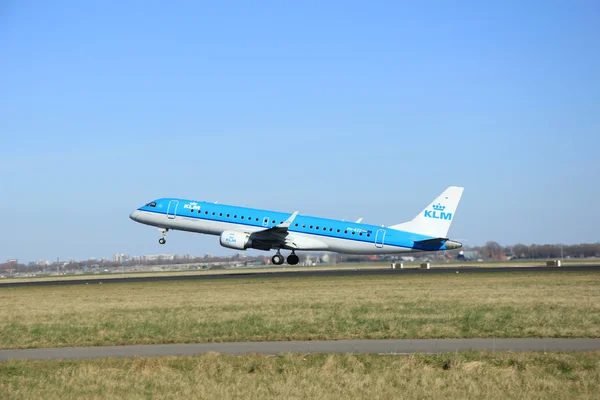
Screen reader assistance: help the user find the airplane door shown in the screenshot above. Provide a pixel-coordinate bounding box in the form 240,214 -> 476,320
167,200 -> 179,219
375,229 -> 386,248
262,217 -> 270,227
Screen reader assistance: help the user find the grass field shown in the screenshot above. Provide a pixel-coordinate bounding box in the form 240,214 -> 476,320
1,271 -> 599,349
1,352 -> 600,399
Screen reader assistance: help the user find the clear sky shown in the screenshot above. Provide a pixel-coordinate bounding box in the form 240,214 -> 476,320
1,1 -> 599,263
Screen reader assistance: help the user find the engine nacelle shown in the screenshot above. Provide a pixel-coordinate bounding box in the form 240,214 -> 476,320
219,230 -> 252,250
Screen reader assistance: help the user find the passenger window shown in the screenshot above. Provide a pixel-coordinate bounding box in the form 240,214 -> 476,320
323,227 -> 326,231
352,232 -> 355,235
219,213 -> 223,216
234,215 -> 237,218
212,212 -> 215,215
227,214 -> 230,217
344,231 -> 347,234
295,223 -> 298,227
337,229 -> 340,232
329,228 -> 332,232
359,233 -> 363,236
310,226 -> 313,229
255,218 -> 259,221
302,225 -> 306,228
205,211 -> 208,214
316,226 -> 319,230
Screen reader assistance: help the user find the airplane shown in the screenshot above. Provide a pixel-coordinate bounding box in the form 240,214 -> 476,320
129,186 -> 464,265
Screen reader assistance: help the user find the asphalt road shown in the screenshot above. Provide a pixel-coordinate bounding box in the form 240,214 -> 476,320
2,339 -> 600,361
1,265 -> 599,288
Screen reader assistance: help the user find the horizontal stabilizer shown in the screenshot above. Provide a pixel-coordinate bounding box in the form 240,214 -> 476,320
413,238 -> 462,251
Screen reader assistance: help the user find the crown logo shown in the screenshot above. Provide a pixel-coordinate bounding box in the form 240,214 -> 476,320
432,203 -> 445,211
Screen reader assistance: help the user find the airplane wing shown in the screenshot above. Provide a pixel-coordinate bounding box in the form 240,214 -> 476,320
238,211 -> 328,251
257,211 -> 298,234
248,211 -> 300,249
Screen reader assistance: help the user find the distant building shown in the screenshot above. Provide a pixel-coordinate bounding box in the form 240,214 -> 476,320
113,254 -> 123,263
37,260 -> 50,266
141,254 -> 175,261
457,250 -> 480,261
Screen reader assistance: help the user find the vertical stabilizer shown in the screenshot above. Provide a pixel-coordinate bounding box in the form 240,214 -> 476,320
389,186 -> 464,238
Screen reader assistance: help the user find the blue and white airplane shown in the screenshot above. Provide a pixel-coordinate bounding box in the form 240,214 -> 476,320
129,186 -> 464,265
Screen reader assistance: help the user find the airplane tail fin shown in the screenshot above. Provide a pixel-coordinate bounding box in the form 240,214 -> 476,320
389,186 -> 464,238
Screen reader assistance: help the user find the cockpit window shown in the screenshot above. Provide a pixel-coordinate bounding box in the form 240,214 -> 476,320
146,202 -> 157,207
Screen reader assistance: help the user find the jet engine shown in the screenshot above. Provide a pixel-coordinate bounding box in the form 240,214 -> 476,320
219,230 -> 252,250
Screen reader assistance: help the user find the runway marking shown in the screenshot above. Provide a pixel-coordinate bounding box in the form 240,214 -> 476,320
2,339 -> 600,362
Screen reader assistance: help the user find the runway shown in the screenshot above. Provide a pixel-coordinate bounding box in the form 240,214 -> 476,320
2,338 -> 600,361
1,265 -> 599,288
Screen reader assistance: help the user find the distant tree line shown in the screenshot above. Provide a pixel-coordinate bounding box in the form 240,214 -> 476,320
0,254 -> 267,274
2,242 -> 600,274
468,242 -> 600,260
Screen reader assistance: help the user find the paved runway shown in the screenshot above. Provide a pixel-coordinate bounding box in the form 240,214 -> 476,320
1,265 -> 599,288
2,339 -> 600,361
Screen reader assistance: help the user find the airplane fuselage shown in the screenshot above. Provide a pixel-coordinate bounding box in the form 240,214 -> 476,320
129,197 -> 459,255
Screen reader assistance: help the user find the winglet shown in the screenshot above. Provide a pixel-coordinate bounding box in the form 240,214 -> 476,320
355,217 -> 363,223
279,211 -> 299,228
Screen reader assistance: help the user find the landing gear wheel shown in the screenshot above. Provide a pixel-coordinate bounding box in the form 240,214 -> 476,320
272,254 -> 284,265
157,228 -> 168,245
287,254 -> 299,265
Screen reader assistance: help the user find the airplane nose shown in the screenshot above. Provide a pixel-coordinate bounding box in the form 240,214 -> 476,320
130,210 -> 140,221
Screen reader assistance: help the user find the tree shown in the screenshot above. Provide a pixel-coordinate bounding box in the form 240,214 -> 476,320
512,243 -> 530,259
483,241 -> 503,259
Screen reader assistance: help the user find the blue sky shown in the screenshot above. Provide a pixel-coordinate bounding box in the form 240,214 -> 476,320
1,1 -> 599,262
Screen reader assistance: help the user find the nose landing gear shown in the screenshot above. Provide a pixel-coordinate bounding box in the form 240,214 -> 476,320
158,228 -> 168,245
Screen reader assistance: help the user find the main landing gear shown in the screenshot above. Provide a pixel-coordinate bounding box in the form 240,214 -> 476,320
271,251 -> 299,266
287,251 -> 299,266
158,228 -> 168,245
271,251 -> 284,265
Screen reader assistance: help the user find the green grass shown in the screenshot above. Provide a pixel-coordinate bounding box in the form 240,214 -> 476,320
1,271 -> 600,349
2,352 -> 600,399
